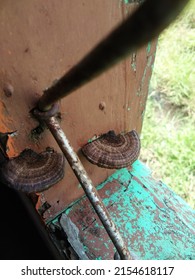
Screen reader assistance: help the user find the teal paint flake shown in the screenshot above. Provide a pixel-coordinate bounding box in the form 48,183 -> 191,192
147,42 -> 152,54
123,0 -> 144,4
131,62 -> 136,72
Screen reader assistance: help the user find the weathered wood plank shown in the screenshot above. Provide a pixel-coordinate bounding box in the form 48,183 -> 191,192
49,160 -> 195,260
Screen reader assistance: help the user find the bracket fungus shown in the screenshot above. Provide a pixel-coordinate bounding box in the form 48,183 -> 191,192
0,131 -> 65,193
81,130 -> 140,169
0,148 -> 65,193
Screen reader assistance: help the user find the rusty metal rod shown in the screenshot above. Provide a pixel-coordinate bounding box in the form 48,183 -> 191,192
38,0 -> 189,111
44,116 -> 133,260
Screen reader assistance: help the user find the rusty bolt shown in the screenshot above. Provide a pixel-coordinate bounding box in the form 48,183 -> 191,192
3,83 -> 14,97
99,101 -> 106,111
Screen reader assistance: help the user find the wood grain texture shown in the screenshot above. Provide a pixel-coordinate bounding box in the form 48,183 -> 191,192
0,0 -> 157,218
0,148 -> 65,193
82,130 -> 140,169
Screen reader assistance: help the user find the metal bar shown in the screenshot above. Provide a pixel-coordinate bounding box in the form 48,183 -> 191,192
44,116 -> 133,260
38,0 -> 189,111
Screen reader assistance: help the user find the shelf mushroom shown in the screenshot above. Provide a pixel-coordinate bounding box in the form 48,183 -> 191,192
81,130 -> 140,169
0,140 -> 65,193
0,148 -> 65,193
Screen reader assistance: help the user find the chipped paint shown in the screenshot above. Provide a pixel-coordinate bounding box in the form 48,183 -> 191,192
136,50 -> 154,96
87,134 -> 99,143
147,42 -> 152,54
131,53 -> 137,72
123,0 -> 144,4
48,160 -> 195,260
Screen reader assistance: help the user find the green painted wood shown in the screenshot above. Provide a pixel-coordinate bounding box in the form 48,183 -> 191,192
49,160 -> 195,260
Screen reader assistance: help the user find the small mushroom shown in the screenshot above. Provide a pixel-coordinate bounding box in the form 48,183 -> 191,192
0,148 -> 65,193
81,130 -> 140,169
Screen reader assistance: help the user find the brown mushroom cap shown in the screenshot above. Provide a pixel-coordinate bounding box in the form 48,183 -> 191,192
81,130 -> 140,169
0,148 -> 65,193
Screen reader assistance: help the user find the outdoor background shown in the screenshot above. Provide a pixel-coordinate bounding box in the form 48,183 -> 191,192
141,0 -> 195,208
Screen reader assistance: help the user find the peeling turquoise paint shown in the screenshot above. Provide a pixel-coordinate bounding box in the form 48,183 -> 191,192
49,160 -> 195,260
